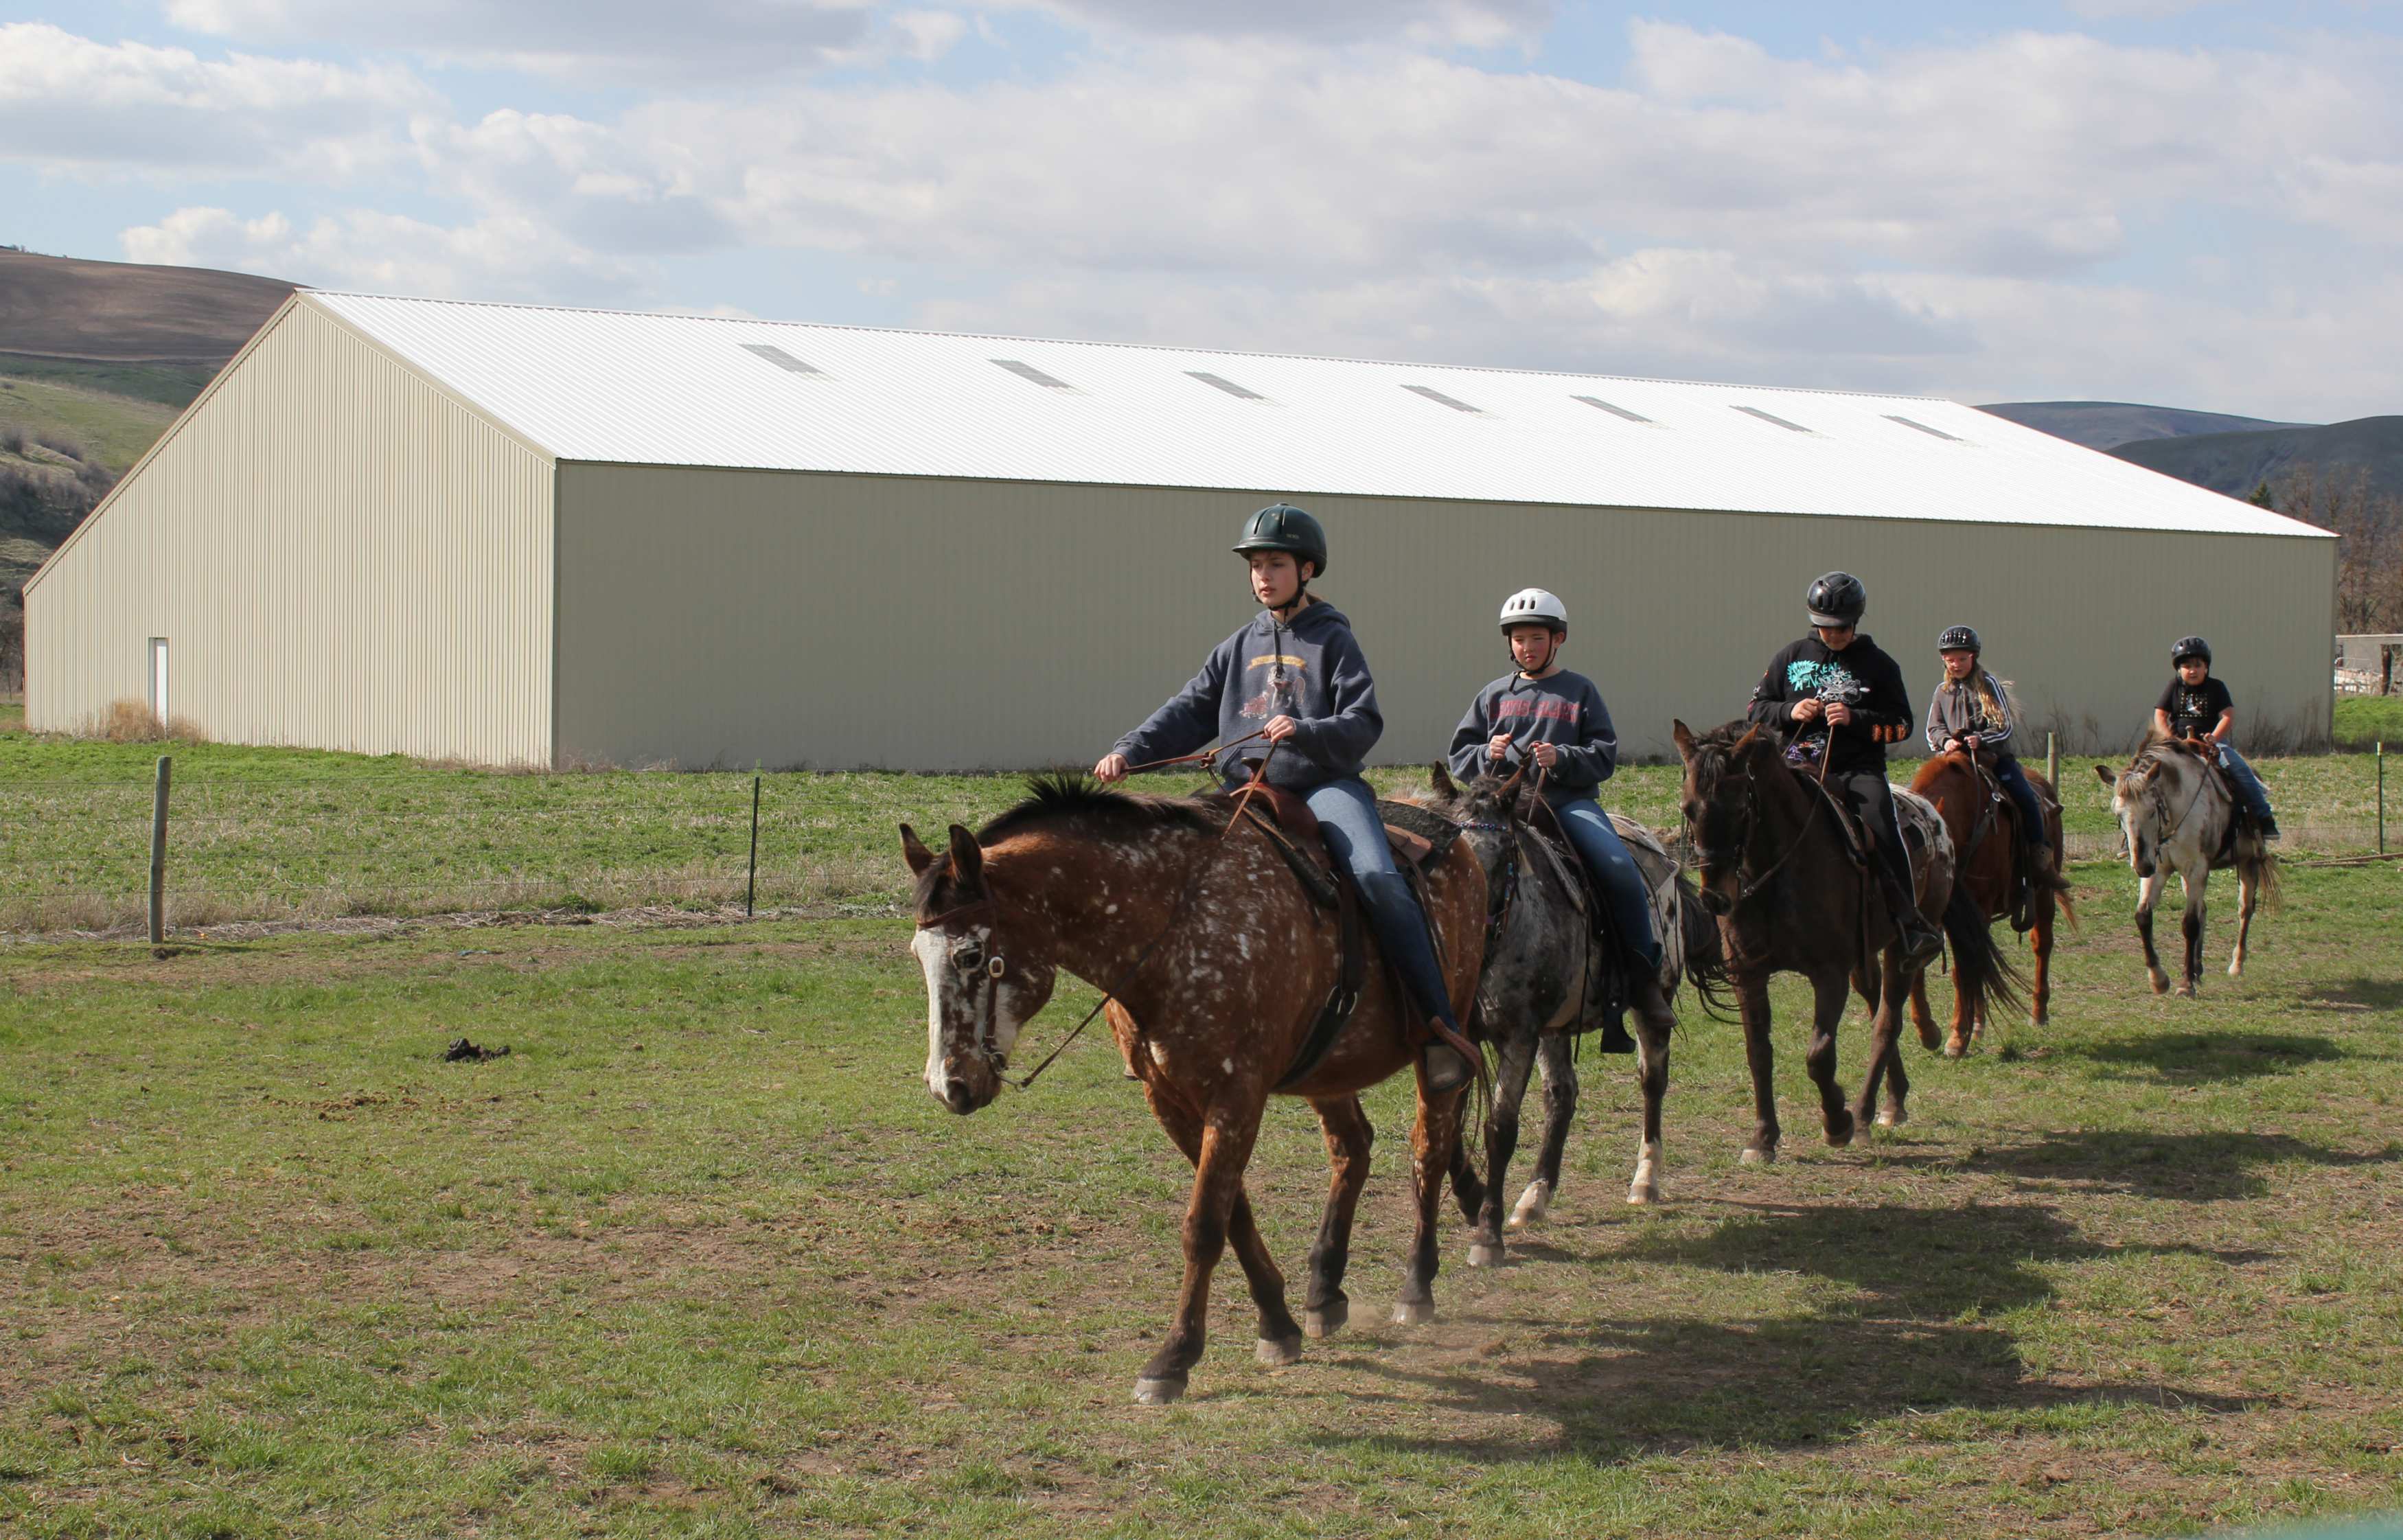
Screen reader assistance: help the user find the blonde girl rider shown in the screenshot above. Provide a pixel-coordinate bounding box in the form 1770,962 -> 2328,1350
1925,625 -> 2052,871
1446,588 -> 1674,1050
1094,503 -> 1478,1092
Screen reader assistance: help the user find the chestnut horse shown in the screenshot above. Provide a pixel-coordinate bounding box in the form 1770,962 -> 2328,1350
900,775 -> 1487,1406
1673,720 -> 2022,1157
1905,751 -> 2075,1055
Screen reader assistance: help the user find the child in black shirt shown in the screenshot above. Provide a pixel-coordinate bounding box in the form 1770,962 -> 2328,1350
2154,637 -> 2277,839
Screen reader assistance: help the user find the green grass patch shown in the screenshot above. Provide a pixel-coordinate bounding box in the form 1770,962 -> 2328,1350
0,372 -> 179,474
2334,696 -> 2403,752
0,353 -> 215,411
0,857 -> 2398,1536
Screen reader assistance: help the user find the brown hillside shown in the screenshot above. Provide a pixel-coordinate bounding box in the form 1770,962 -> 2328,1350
0,250 -> 297,366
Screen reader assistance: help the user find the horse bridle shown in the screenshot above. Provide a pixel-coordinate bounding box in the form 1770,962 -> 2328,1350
1688,758 -> 1811,904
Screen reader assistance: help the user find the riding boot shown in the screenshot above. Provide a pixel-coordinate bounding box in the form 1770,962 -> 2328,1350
1421,1038 -> 1477,1092
1878,862 -> 1945,968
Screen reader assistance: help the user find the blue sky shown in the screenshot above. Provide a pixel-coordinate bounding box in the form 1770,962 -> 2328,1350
5,1 -> 2400,420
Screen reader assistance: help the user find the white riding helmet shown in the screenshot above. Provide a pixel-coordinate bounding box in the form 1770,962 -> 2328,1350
1498,588 -> 1569,632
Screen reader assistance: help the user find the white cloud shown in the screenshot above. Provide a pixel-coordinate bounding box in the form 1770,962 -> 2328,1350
1013,0 -> 1554,46
0,21 -> 431,179
161,0 -> 896,81
120,204 -> 652,303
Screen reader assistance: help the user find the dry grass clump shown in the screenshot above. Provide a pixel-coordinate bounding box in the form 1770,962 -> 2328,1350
80,698 -> 209,744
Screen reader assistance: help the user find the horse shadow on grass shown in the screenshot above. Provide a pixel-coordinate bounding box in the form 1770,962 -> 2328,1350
2297,976 -> 2403,1015
2060,1031 -> 2347,1083
1916,1128 -> 2402,1203
1313,1201 -> 2269,1465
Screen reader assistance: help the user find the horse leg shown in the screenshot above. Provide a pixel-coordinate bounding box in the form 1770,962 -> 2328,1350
1808,969 -> 1858,1148
1737,974 -> 1780,1165
1394,1081 -> 1468,1326
2030,888 -> 2054,1026
1945,950 -> 1976,1059
1627,1007 -> 1670,1206
1907,967 -> 1942,1053
2135,867 -> 2170,994
1303,1096 -> 1372,1341
2178,870 -> 2207,998
1512,1034 -> 1578,1227
1862,949 -> 1912,1130
1447,1121 -> 1485,1226
1133,1102 -> 1265,1405
1138,1081 -> 1304,1370
2229,863 -> 2257,977
1469,1028 -> 1538,1267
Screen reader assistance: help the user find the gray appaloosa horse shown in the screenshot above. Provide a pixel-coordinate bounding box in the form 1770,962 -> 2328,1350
2095,735 -> 2278,996
1419,764 -> 1729,1266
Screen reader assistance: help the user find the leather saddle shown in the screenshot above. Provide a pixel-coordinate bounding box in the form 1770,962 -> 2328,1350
1223,774 -> 1465,1089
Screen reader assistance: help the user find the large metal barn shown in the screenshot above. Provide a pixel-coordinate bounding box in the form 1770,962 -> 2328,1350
25,292 -> 2336,769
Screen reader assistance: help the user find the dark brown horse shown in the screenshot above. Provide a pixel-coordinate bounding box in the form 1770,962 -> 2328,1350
1672,720 -> 2022,1157
1906,751 -> 2076,1055
900,775 -> 1488,1406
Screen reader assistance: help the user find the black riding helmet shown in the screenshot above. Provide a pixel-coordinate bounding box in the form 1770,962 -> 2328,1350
1232,503 -> 1329,578
1938,625 -> 1981,653
2172,635 -> 2212,666
1806,571 -> 1867,628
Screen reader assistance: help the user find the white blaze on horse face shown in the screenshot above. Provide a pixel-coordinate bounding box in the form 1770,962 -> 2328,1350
912,927 -> 958,1096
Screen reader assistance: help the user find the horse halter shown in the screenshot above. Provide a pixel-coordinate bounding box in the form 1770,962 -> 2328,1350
921,897 -> 1011,1071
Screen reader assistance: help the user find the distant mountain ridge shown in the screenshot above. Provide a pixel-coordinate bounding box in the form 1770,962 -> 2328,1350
1977,400 -> 2306,452
2108,417 -> 2403,505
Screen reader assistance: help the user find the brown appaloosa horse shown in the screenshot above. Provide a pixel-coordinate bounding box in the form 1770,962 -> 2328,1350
1906,750 -> 2076,1055
900,775 -> 1488,1406
1673,720 -> 2023,1157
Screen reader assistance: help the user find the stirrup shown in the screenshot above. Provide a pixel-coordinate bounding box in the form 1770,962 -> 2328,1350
1422,1042 -> 1476,1092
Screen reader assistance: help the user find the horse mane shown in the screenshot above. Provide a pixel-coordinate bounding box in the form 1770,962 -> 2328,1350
1683,720 -> 1764,785
976,772 -> 1228,845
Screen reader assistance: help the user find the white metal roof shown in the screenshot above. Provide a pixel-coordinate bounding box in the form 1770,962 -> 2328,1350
308,290 -> 2327,538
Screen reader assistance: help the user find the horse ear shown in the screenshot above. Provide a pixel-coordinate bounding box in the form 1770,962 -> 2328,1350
1671,720 -> 1696,759
2091,764 -> 2115,788
899,823 -> 937,876
1732,724 -> 1766,760
1429,762 -> 1457,798
947,823 -> 985,887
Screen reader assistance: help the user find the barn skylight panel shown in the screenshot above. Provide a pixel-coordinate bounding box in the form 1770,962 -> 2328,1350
740,343 -> 825,376
1403,384 -> 1483,414
1187,371 -> 1267,401
992,359 -> 1076,391
1572,395 -> 1653,424
1885,414 -> 1965,441
1732,404 -> 1814,434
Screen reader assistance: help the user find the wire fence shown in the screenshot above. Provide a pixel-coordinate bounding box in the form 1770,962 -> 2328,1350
1,746 -> 2392,939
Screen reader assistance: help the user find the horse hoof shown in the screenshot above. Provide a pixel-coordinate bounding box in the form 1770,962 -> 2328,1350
1826,1115 -> 1857,1148
1466,1241 -> 1505,1269
1506,1181 -> 1552,1229
2175,983 -> 2196,999
1303,1302 -> 1348,1340
1132,1375 -> 1187,1406
1876,1105 -> 1906,1129
1390,1298 -> 1436,1327
1739,1145 -> 1777,1167
1625,1183 -> 1659,1207
2149,974 -> 2170,996
1254,1335 -> 1303,1368
1944,1037 -> 1968,1060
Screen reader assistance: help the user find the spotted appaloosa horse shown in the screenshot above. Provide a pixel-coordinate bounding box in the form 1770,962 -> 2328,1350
2094,737 -> 2277,996
901,775 -> 1488,1406
1907,750 -> 2076,1055
1416,763 -> 1729,1265
1674,720 -> 2022,1157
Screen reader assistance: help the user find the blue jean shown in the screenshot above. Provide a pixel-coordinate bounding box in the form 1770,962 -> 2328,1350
1302,777 -> 1461,1031
2216,744 -> 2275,823
1549,796 -> 1662,973
1991,755 -> 2048,851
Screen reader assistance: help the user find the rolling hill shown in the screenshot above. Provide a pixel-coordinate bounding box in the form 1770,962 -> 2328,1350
1976,400 -> 2305,452
2109,417 -> 2403,505
1,248 -> 295,369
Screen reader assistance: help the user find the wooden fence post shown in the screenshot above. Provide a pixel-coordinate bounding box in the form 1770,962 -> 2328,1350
149,755 -> 172,945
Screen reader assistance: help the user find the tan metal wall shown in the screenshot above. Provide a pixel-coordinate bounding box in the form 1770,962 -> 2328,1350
26,299 -> 555,764
557,466 -> 2336,771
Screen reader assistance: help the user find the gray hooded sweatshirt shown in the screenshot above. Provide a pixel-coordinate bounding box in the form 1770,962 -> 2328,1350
1112,601 -> 1382,792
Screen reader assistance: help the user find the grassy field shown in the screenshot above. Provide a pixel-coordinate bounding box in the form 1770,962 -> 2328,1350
0,373 -> 179,475
5,708 -> 2395,934
2335,696 -> 2403,752
2,847 -> 2399,1537
0,353 -> 215,411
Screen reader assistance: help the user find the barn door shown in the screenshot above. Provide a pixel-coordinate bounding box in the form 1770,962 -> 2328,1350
149,637 -> 169,723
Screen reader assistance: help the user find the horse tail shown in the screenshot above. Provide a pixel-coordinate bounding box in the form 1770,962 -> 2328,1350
1942,878 -> 2026,1021
2251,847 -> 2282,912
1675,873 -> 1738,1022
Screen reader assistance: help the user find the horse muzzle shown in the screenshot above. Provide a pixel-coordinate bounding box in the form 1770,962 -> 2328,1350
930,1054 -> 1002,1115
